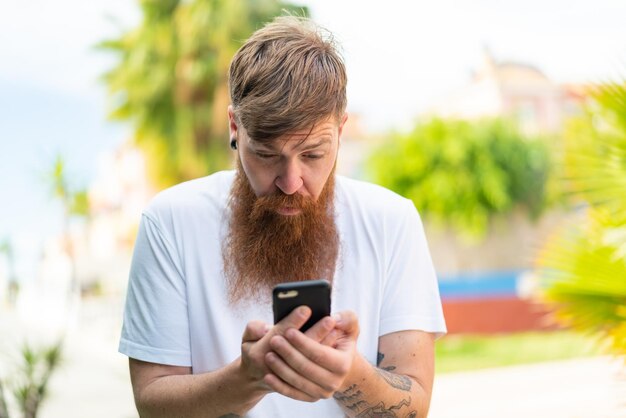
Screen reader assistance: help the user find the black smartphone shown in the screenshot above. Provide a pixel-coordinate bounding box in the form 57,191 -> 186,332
272,279 -> 331,332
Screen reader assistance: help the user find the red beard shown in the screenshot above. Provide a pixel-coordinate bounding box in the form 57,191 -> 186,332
222,162 -> 340,305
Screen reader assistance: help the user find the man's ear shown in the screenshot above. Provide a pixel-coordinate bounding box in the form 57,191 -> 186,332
338,113 -> 349,144
228,105 -> 238,140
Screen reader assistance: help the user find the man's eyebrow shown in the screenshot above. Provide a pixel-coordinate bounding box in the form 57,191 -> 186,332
252,137 -> 332,151
297,137 -> 332,150
249,140 -> 279,151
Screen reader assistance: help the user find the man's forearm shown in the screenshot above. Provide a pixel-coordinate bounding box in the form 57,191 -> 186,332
333,355 -> 430,418
135,358 -> 267,418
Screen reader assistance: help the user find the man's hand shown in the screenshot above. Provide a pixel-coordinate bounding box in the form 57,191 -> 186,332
262,310 -> 360,402
240,306 -> 338,392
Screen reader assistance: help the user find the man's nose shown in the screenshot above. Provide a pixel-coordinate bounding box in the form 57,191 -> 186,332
275,159 -> 303,195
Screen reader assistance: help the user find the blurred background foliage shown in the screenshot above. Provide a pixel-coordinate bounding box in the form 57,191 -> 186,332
537,79 -> 626,358
100,0 -> 307,189
0,343 -> 63,418
47,155 -> 89,296
367,118 -> 555,240
435,330 -> 599,373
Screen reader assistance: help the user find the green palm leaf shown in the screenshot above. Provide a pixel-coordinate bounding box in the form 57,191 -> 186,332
538,78 -> 626,357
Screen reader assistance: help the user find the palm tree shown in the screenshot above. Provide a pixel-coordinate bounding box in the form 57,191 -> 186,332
47,155 -> 89,296
100,0 -> 308,189
0,238 -> 17,306
537,79 -> 626,357
0,379 -> 9,418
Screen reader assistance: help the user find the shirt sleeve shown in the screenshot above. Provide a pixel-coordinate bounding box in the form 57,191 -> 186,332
118,213 -> 192,367
379,199 -> 447,338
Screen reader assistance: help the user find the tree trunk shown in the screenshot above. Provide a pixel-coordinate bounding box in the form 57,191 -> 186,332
0,380 -> 10,418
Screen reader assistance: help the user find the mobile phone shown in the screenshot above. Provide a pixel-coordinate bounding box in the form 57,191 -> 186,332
272,279 -> 331,332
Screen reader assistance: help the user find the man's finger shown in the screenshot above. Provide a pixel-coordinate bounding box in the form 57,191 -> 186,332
265,351 -> 331,399
263,373 -> 317,403
319,329 -> 339,348
269,333 -> 338,386
281,329 -> 348,373
303,316 -> 335,343
242,320 -> 271,343
333,311 -> 359,336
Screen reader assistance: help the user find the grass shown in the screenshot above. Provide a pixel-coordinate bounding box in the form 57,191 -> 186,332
435,330 -> 602,374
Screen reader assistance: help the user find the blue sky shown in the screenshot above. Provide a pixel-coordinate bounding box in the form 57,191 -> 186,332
1,0 -> 626,280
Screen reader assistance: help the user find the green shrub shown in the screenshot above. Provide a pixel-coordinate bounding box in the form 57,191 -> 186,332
367,118 -> 554,239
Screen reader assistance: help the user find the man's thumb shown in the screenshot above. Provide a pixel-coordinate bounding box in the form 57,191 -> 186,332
274,305 -> 311,333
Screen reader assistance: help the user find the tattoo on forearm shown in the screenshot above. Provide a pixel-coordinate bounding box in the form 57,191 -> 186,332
335,356 -> 415,417
389,397 -> 410,411
377,351 -> 384,366
354,397 -> 412,418
376,368 -> 412,391
376,351 -> 397,371
334,384 -> 368,412
335,383 -> 416,417
347,401 -> 370,413
333,384 -> 364,403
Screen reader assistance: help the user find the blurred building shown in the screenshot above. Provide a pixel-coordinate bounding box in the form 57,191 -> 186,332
71,143 -> 155,295
429,48 -> 586,135
0,257 -> 7,306
337,112 -> 372,178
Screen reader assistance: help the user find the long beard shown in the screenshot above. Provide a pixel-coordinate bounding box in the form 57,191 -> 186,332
222,162 -> 340,305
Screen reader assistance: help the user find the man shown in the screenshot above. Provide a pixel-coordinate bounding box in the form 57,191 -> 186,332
119,16 -> 446,418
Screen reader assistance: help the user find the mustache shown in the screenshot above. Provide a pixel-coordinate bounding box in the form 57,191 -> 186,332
250,191 -> 316,217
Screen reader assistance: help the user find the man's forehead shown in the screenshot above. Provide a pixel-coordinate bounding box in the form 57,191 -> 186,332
250,121 -> 338,149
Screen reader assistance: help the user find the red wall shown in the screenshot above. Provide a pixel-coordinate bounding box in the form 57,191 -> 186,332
442,297 -> 561,334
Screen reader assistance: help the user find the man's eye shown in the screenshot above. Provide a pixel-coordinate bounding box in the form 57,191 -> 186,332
256,152 -> 276,159
304,154 -> 323,160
